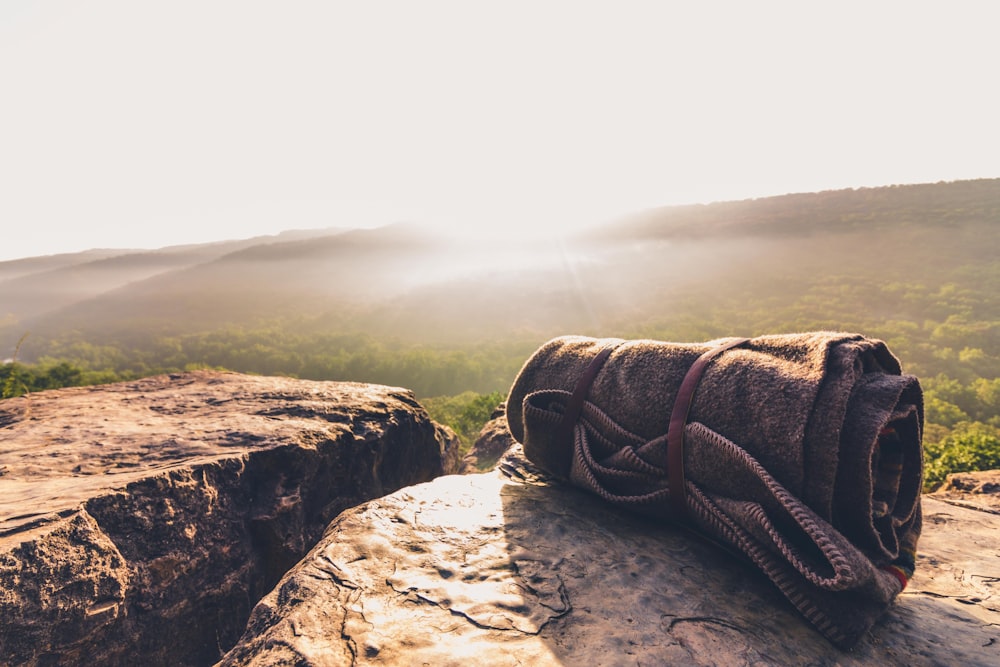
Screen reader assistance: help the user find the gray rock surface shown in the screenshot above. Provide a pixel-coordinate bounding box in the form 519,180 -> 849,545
0,370 -> 458,666
222,445 -> 1000,666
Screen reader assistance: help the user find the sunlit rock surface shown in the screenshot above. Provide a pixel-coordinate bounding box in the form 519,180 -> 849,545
222,444 -> 1000,666
931,470 -> 1000,513
0,371 -> 457,666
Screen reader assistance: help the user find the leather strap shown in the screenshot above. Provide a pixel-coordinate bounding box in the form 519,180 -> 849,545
554,343 -> 619,478
667,337 -> 751,519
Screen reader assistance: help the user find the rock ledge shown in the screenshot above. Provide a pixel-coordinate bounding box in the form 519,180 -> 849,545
222,445 -> 1000,666
0,371 -> 457,666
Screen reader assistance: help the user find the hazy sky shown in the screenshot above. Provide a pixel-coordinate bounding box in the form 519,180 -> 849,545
1,1 -> 997,261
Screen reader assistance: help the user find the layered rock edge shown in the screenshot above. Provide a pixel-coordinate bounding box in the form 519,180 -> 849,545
0,371 -> 459,666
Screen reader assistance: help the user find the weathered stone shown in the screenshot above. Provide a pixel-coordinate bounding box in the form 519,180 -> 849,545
435,422 -> 464,477
461,403 -> 510,472
221,445 -> 1000,666
0,371 -> 454,666
930,469 -> 1000,513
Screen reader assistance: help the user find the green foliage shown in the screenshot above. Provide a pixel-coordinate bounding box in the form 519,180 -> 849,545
1,362 -> 27,399
422,390 -> 505,455
924,396 -> 969,429
1,358 -> 135,398
924,421 -> 1000,489
921,373 -> 1000,489
1,333 -> 30,399
24,329 -> 532,398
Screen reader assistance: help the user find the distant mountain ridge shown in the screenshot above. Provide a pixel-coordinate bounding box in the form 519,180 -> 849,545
2,178 -> 998,361
0,229 -> 348,334
589,178 -> 1000,240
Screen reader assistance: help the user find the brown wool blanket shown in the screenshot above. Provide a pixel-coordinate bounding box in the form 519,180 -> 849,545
506,332 -> 923,649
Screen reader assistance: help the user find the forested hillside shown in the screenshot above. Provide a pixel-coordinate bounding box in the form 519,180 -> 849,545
2,179 -> 998,486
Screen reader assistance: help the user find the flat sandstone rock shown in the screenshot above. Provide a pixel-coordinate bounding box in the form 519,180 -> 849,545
222,447 -> 1000,667
0,371 -> 457,666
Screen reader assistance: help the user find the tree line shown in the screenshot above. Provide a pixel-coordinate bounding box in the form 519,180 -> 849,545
3,321 -> 997,488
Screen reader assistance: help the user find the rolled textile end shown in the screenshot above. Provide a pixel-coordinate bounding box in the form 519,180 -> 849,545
506,332 -> 924,649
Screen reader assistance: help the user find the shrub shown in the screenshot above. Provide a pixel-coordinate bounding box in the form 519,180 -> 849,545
923,421 -> 1000,489
422,390 -> 505,455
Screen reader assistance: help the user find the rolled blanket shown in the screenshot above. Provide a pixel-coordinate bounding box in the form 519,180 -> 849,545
506,332 -> 923,649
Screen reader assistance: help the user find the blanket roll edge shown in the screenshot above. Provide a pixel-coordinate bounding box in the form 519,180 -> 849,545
504,332 -> 925,650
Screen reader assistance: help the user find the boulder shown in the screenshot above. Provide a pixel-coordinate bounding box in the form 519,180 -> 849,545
0,370 -> 458,666
931,469 -> 1000,513
221,443 -> 1000,666
436,422 -> 465,476
460,402 -> 510,473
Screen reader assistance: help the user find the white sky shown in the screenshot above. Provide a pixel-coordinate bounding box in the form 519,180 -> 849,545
1,1 -> 997,261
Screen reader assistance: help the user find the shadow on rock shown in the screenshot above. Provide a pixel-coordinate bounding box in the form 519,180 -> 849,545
217,437 -> 1000,665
